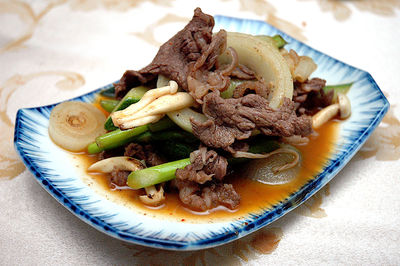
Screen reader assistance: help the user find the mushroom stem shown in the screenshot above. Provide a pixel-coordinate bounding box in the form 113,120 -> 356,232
312,104 -> 339,129
338,93 -> 351,119
312,92 -> 351,129
111,80 -> 195,130
88,156 -> 144,173
139,185 -> 165,206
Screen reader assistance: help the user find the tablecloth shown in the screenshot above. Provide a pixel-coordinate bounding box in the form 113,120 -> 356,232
1,0 -> 399,265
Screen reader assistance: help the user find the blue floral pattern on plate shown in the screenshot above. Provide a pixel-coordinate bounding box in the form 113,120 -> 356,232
14,15 -> 389,250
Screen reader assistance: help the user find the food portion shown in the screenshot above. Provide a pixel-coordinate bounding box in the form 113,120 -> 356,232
49,8 -> 352,213
49,101 -> 106,151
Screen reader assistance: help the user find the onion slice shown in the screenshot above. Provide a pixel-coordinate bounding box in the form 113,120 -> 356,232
244,146 -> 302,185
48,101 -> 106,151
219,32 -> 293,109
167,107 -> 207,133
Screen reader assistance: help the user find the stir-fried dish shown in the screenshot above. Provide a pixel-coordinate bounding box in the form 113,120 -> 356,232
48,8 -> 352,213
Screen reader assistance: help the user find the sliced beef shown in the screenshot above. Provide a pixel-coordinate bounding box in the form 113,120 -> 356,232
231,64 -> 256,80
114,8 -> 215,98
173,146 -> 237,211
191,92 -> 312,152
295,77 -> 326,94
233,80 -> 270,99
98,148 -> 124,161
124,143 -> 145,160
145,149 -> 166,167
175,146 -> 228,184
293,78 -> 333,115
124,143 -> 166,167
110,169 -> 130,187
187,31 -> 238,102
172,179 -> 240,211
230,141 -> 249,152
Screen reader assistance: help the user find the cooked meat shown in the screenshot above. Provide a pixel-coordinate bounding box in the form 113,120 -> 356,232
124,143 -> 145,160
231,64 -> 256,80
110,168 -> 130,187
173,179 -> 240,211
191,92 -> 312,152
295,77 -> 326,94
105,144 -> 164,188
114,8 -> 214,98
124,143 -> 166,166
233,80 -> 270,99
175,146 -> 228,184
293,78 -> 333,115
144,145 -> 167,167
98,148 -> 124,160
187,31 -> 238,102
230,141 -> 249,152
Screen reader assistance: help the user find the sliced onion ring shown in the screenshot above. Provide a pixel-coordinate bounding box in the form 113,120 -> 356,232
244,145 -> 302,185
219,32 -> 293,109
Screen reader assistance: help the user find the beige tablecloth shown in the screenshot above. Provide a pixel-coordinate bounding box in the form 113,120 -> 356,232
1,0 -> 400,265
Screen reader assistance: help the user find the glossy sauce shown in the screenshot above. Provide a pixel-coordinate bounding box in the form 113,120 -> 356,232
72,120 -> 339,223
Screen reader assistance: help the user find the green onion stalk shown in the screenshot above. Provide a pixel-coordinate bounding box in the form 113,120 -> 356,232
87,117 -> 176,154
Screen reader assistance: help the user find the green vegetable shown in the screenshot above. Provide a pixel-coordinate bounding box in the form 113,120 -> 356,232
100,86 -> 115,98
133,131 -> 152,143
137,130 -> 197,143
167,108 -> 207,133
100,99 -> 119,113
134,130 -> 199,159
87,117 -> 176,154
127,137 -> 280,189
104,86 -> 148,131
248,137 -> 280,153
132,128 -> 199,160
147,116 -> 175,132
271,35 -> 287,49
127,158 -> 191,189
96,125 -> 149,151
220,79 -> 243,99
87,142 -> 103,154
323,82 -> 353,101
158,140 -> 198,160
133,130 -> 197,144
255,34 -> 288,49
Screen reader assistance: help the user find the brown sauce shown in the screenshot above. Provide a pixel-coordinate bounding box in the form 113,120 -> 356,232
71,120 -> 339,223
250,227 -> 283,254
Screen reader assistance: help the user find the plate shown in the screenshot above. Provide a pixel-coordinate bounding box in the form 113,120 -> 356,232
14,15 -> 389,250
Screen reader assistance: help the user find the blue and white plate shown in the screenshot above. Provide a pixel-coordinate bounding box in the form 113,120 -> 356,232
14,16 -> 389,250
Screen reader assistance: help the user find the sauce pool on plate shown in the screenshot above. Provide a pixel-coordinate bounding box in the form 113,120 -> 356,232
71,119 -> 339,223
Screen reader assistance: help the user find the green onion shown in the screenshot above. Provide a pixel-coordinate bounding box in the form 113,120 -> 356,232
87,125 -> 148,154
87,116 -> 176,154
255,34 -> 288,49
271,34 -> 288,49
221,79 -> 243,99
100,99 -> 119,113
323,82 -> 353,101
87,142 -> 103,154
100,86 -> 115,98
147,116 -> 175,132
127,158 -> 191,189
